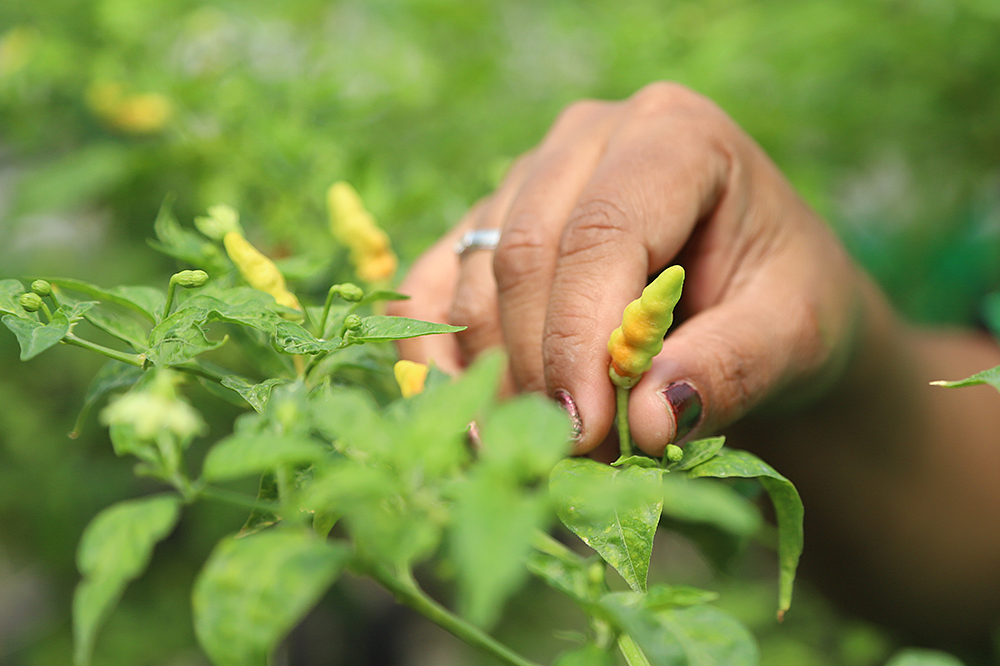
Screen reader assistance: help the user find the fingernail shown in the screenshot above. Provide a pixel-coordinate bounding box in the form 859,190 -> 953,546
662,381 -> 702,444
553,389 -> 582,441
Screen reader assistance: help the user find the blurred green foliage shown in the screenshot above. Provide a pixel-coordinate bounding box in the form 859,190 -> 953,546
1,0 -> 998,664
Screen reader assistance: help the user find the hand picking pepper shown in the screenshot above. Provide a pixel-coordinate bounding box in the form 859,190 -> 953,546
223,231 -> 302,312
607,265 -> 685,389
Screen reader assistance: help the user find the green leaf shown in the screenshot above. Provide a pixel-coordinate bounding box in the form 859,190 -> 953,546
202,433 -> 329,482
193,529 -> 350,666
644,584 -> 720,609
550,458 -> 662,592
0,279 -> 27,316
675,436 -> 727,470
221,376 -> 291,413
83,307 -> 149,351
353,289 -> 410,308
149,197 -> 227,272
2,310 -> 70,360
600,594 -> 759,666
450,468 -> 551,627
310,385 -> 394,461
660,475 -> 762,538
350,315 -> 464,342
47,278 -> 163,323
73,494 -> 182,666
612,455 -> 661,469
687,449 -> 803,619
272,320 -> 341,354
477,394 -> 572,480
883,648 -> 967,666
238,473 -> 280,537
146,307 -> 226,366
527,546 -> 601,606
930,364 -> 1000,393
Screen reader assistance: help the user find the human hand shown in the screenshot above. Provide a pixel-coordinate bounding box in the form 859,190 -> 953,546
390,82 -> 866,457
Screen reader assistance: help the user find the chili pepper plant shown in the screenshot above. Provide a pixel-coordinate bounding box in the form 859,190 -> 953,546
2,194 -> 806,666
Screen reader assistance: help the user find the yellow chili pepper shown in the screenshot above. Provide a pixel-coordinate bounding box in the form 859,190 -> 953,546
85,80 -> 173,134
223,231 -> 302,311
394,360 -> 429,398
608,265 -> 685,388
326,181 -> 398,283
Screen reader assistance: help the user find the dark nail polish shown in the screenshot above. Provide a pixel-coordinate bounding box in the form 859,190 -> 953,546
553,389 -> 582,441
662,381 -> 702,443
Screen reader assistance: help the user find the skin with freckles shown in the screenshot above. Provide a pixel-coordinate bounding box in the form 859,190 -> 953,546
389,82 -> 1000,651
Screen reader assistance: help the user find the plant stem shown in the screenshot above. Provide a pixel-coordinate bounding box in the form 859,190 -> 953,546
162,277 -> 179,320
372,566 -> 542,666
62,334 -> 144,367
617,633 -> 652,666
616,385 -> 632,458
317,286 -> 337,338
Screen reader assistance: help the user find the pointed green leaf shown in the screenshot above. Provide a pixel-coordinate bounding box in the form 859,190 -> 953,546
149,197 -> 228,272
84,308 -> 149,351
477,394 -> 572,480
930,364 -> 1000,393
183,290 -> 286,335
600,593 -> 759,666
46,278 -> 163,322
238,473 -> 280,537
527,547 -> 600,606
310,385 -> 394,460
73,494 -> 182,666
2,310 -> 70,360
72,361 -> 145,437
202,433 -> 329,482
193,529 -> 350,666
351,315 -> 464,342
687,449 -> 803,619
660,475 -> 762,537
354,289 -> 410,308
675,436 -> 727,470
272,320 -> 341,354
221,376 -> 291,413
550,458 -> 662,592
612,455 -> 661,469
0,279 -> 27,316
644,584 -> 720,609
450,469 -> 551,627
146,307 -> 226,366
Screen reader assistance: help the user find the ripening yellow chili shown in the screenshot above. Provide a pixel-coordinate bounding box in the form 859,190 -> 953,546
608,265 -> 685,388
223,231 -> 302,311
393,360 -> 429,398
326,181 -> 398,282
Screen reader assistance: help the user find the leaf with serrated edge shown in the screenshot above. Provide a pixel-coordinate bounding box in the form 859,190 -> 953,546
73,494 -> 181,666
687,448 -> 803,619
193,529 -> 350,666
550,458 -> 662,592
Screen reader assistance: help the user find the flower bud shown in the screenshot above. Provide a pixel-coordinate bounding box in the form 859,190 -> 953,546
665,444 -> 684,463
331,283 -> 364,302
172,269 -> 210,288
19,292 -> 42,312
30,279 -> 51,296
343,314 -> 363,331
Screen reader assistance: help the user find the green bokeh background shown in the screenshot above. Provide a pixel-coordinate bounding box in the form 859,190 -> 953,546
1,1 -> 998,664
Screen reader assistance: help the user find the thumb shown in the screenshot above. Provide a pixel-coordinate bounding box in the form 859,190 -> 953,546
626,260 -> 858,456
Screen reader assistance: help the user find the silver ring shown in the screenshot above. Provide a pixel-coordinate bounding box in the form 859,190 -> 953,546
454,228 -> 501,257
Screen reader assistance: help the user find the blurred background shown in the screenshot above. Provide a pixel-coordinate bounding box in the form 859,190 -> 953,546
1,0 -> 999,664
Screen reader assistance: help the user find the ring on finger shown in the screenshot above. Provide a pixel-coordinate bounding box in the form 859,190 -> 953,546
454,228 -> 501,257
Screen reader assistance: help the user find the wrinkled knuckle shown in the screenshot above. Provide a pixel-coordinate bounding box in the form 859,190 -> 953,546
560,196 -> 632,261
703,332 -> 758,417
448,295 -> 494,332
492,224 -> 547,294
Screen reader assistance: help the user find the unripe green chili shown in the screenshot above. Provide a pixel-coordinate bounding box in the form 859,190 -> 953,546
608,265 -> 685,389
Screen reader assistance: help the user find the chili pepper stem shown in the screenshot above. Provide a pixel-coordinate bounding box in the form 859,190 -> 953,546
616,385 -> 633,458
162,277 -> 179,320
39,301 -> 53,322
62,333 -> 144,367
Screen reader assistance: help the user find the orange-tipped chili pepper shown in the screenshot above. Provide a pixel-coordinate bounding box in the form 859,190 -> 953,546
608,265 -> 685,389
327,181 -> 398,283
